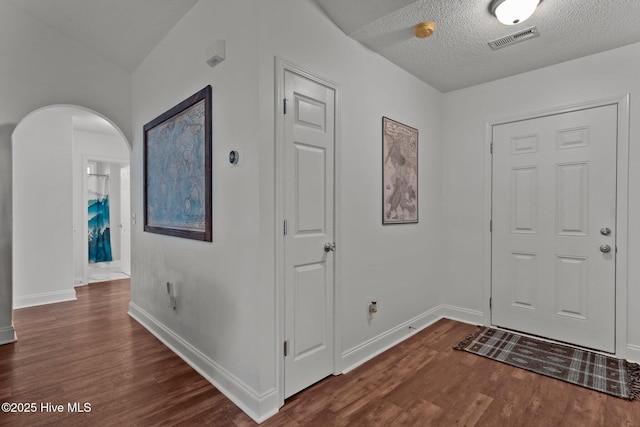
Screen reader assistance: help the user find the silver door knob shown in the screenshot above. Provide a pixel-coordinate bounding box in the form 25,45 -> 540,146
600,227 -> 611,236
324,243 -> 336,253
600,244 -> 611,253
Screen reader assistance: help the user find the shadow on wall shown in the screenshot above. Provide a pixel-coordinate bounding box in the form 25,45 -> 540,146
0,124 -> 16,320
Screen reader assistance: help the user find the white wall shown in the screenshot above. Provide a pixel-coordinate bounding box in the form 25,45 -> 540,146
0,2 -> 132,139
13,110 -> 75,308
257,0 -> 445,369
130,0 -> 443,421
72,129 -> 129,282
0,1 -> 131,342
130,0 -> 265,417
442,41 -> 640,360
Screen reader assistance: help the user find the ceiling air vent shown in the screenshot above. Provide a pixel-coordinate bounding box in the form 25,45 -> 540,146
489,26 -> 539,50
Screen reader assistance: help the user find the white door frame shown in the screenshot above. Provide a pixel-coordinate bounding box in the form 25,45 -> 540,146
274,57 -> 342,405
483,95 -> 630,357
82,155 -> 130,284
120,165 -> 131,276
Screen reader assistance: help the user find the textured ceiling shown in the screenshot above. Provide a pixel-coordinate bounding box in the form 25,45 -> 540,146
314,0 -> 640,92
7,0 -> 640,92
5,0 -> 198,72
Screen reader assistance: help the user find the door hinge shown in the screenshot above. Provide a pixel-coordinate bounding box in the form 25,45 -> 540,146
284,340 -> 289,357
283,98 -> 287,115
490,142 -> 493,154
490,297 -> 492,309
490,219 -> 492,232
283,219 -> 288,236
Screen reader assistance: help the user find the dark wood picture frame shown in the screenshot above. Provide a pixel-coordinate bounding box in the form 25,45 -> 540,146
382,116 -> 418,224
143,85 -> 212,241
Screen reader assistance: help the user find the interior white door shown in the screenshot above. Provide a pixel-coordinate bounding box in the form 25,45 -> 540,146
283,69 -> 335,397
120,165 -> 131,276
492,104 -> 617,352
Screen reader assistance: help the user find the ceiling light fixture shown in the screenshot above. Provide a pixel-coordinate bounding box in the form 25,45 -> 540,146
490,0 -> 540,26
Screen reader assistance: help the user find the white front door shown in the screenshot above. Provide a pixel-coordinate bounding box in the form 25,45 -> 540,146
283,69 -> 335,397
492,104 -> 617,352
120,166 -> 131,276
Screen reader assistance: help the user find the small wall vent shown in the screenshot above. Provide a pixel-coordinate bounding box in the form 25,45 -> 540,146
489,26 -> 539,50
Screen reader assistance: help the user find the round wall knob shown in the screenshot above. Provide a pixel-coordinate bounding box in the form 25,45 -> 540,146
229,150 -> 239,165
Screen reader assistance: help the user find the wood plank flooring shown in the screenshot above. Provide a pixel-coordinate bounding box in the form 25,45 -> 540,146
1,279 -> 638,426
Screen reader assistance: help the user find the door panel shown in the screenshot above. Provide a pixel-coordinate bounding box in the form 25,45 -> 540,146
492,104 -> 617,352
295,143 -> 326,233
284,69 -> 335,397
556,162 -> 588,235
510,166 -> 538,233
293,264 -> 327,359
510,252 -> 537,310
555,255 -> 588,319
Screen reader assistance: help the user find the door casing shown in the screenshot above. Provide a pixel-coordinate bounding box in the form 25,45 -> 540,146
274,57 -> 342,406
483,95 -> 630,356
82,155 -> 129,284
120,165 -> 131,276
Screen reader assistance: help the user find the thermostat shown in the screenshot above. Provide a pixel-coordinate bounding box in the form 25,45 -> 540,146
229,150 -> 239,165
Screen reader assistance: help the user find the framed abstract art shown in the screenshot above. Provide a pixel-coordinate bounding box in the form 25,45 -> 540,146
382,117 -> 418,224
143,86 -> 212,241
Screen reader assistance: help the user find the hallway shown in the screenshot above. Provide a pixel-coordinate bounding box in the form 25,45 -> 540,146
0,280 -> 248,425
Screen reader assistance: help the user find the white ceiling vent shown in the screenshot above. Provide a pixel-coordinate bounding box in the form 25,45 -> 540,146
489,26 -> 539,50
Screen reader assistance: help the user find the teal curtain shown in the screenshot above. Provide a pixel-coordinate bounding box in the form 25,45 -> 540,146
88,175 -> 113,263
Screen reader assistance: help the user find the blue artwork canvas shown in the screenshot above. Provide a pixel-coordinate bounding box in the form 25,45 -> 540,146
143,86 -> 212,241
146,102 -> 206,230
88,175 -> 113,263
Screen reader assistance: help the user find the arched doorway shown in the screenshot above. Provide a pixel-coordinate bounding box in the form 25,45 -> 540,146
12,105 -> 131,308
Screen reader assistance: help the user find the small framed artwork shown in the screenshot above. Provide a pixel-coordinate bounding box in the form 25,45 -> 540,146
143,85 -> 212,241
382,117 -> 418,224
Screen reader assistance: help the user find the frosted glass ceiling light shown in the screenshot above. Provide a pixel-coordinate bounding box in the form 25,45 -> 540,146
490,0 -> 540,25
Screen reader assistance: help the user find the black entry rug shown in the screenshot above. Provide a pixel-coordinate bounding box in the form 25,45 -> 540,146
454,327 -> 640,401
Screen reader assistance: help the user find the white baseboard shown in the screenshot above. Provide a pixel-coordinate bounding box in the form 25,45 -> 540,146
0,325 -> 16,345
437,304 -> 484,326
89,260 -> 122,268
626,344 -> 640,364
128,302 -> 279,424
340,305 -> 442,374
127,302 -> 485,422
340,304 -> 485,374
14,289 -> 77,309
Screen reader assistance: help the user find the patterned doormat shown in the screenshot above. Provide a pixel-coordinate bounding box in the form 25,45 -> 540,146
454,327 -> 640,401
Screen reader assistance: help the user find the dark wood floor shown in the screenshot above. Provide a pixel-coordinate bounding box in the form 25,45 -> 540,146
1,280 -> 639,426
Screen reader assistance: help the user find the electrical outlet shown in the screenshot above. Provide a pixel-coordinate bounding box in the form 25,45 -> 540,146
167,282 -> 177,311
369,301 -> 378,314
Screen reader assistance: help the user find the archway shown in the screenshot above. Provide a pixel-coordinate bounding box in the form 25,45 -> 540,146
12,105 -> 131,308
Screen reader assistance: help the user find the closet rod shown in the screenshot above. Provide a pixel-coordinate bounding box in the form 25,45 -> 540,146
87,173 -> 110,178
